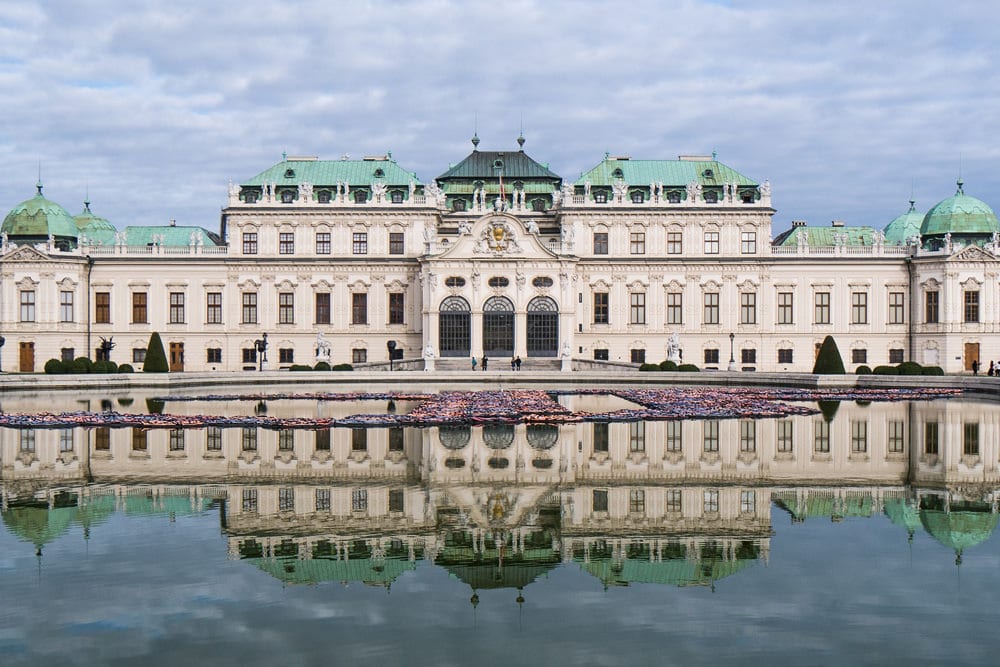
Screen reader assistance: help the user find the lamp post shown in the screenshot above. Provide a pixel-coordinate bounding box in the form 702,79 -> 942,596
254,333 -> 268,371
387,340 -> 396,371
728,332 -> 737,372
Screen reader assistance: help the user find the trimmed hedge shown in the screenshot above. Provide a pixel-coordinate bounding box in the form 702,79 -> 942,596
143,332 -> 169,372
658,360 -> 678,371
332,363 -> 354,371
897,361 -> 923,375
677,364 -> 700,372
118,364 -> 134,373
44,359 -> 68,374
873,365 -> 898,375
921,365 -> 945,376
314,361 -> 332,371
639,363 -> 660,371
855,365 -> 872,375
289,364 -> 313,371
813,336 -> 846,374
72,357 -> 94,373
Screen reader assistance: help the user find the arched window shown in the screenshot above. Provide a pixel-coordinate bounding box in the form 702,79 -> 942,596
439,425 -> 471,449
527,296 -> 558,357
526,424 -> 559,450
631,190 -> 645,204
453,198 -> 467,212
354,189 -> 368,204
483,425 -> 515,449
483,296 -> 515,356
439,296 -> 471,357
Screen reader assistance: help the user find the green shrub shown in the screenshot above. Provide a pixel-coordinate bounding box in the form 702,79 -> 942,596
332,363 -> 354,371
855,365 -> 872,375
93,360 -> 118,374
72,357 -> 94,373
812,336 -> 846,374
639,363 -> 660,371
897,361 -> 923,375
677,364 -> 700,372
145,398 -> 165,414
314,361 -> 332,371
921,365 -> 945,376
818,400 -> 841,422
44,358 -> 68,374
143,332 -> 168,373
873,365 -> 898,375
118,364 -> 134,373
289,364 -> 313,371
658,360 -> 678,371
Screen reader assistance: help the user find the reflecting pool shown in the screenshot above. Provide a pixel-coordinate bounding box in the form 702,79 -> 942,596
1,388 -> 999,665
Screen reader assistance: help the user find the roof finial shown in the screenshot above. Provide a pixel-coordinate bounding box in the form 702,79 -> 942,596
517,114 -> 525,150
472,111 -> 480,150
908,198 -> 915,212
712,149 -> 718,161
472,133 -> 480,149
956,178 -> 964,195
282,150 -> 287,162
36,161 -> 43,195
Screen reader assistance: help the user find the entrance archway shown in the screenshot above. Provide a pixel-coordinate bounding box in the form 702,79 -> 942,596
482,296 -> 514,357
526,296 -> 558,357
439,296 -> 471,357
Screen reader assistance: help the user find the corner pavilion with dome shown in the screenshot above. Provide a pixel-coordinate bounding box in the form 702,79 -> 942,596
2,138 -> 1000,374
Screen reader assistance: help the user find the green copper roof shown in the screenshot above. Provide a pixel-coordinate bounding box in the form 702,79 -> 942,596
774,225 -> 875,247
122,225 -> 220,247
883,201 -> 924,244
243,157 -> 420,187
920,507 -> 998,554
2,184 -> 80,239
920,181 -> 1000,237
575,157 -> 757,187
74,201 -> 117,245
884,497 -> 922,535
437,150 -> 561,181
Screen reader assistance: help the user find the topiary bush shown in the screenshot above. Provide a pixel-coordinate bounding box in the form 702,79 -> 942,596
289,364 -> 313,371
314,361 -> 331,371
44,358 -> 68,374
897,361 -> 923,375
118,364 -> 134,373
93,360 -> 118,374
873,365 -> 898,375
855,365 -> 872,375
72,357 -> 94,374
332,363 -> 354,371
677,364 -> 700,372
639,363 -> 660,371
659,360 -> 678,371
143,332 -> 168,373
921,365 -> 945,376
813,336 -> 846,374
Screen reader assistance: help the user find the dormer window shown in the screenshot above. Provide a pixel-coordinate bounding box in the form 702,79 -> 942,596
532,198 -> 546,212
631,190 -> 644,204
704,190 -> 718,204
354,189 -> 368,204
453,198 -> 467,212
741,190 -> 754,204
612,168 -> 624,178
703,169 -> 714,179
244,191 -> 258,204
374,168 -> 385,178
284,169 -> 295,178
493,159 -> 504,170
391,190 -> 404,204
594,191 -> 608,204
281,190 -> 295,204
667,191 -> 681,204
318,190 -> 331,204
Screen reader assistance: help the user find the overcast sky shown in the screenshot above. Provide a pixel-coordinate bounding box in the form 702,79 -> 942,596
2,0 -> 998,235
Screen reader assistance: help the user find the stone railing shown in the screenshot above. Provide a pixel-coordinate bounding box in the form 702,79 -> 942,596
770,245 -> 914,257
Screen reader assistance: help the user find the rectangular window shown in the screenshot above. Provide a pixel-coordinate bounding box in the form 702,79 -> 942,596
703,292 -> 719,324
316,232 -> 331,254
925,291 -> 939,324
19,429 -> 35,452
241,427 -> 257,451
315,293 -> 331,325
629,422 -> 645,452
630,292 -> 646,324
777,292 -> 794,324
279,348 -> 294,364
242,292 -> 258,324
741,231 -> 756,254
703,420 -> 719,452
352,348 -> 367,364
888,420 -> 904,453
169,428 -> 185,451
594,292 -> 609,324
351,428 -> 367,452
852,349 -> 868,364
667,293 -> 683,325
704,349 -> 720,364
389,293 -> 405,325
206,348 -> 222,364
741,490 -> 756,513
279,232 -> 294,255
704,231 -> 720,254
132,292 -> 147,324
777,420 -> 793,452
630,349 -> 645,364
92,427 -> 109,451
667,231 -> 683,254
352,232 -> 368,255
206,292 -> 222,324
389,489 -> 404,512
593,423 -> 609,452
95,292 -> 110,324
389,427 -> 404,452
963,422 -> 979,456
739,420 -> 756,452
888,291 -> 905,324
593,489 -> 609,512
964,290 -> 980,323
20,290 -> 35,322
389,232 -> 405,255
630,231 -> 646,255
740,292 -> 757,324
924,422 -> 939,455
703,489 -> 719,513
133,348 -> 146,364
593,349 -> 609,361
61,347 -> 74,362
242,489 -> 258,513
315,489 -> 331,511
666,422 -> 682,452
889,348 -> 904,364
815,292 -> 831,324
851,421 -> 868,453
814,420 -> 830,453
315,429 -> 331,451
593,232 -> 608,255
279,292 -> 294,324
851,291 -> 868,324
629,489 -> 645,513
665,489 -> 682,513
242,348 -> 257,365
278,429 -> 294,451
131,428 -> 147,451
242,232 -> 258,255
206,426 -> 222,451
279,488 -> 294,512
169,292 -> 185,324
741,348 -> 756,364
352,293 -> 368,325
60,290 -> 74,322
58,428 -> 74,452
352,489 -> 368,512
778,348 -> 793,364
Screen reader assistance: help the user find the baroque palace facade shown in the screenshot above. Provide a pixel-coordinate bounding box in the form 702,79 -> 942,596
2,137 -> 999,373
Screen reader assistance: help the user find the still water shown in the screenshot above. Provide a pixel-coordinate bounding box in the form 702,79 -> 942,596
1,388 -> 998,666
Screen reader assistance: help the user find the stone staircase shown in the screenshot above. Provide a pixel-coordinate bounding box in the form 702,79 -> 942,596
433,357 -> 562,372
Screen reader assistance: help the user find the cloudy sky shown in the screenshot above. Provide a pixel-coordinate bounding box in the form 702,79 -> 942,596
1,0 -> 998,234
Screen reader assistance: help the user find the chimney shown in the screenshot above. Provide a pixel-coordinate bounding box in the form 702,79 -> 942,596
791,220 -> 807,228
831,220 -> 845,227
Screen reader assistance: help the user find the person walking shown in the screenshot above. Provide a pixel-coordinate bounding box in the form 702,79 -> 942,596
972,359 -> 979,376
471,356 -> 477,371
515,356 -> 521,371
481,355 -> 488,371
989,360 -> 995,377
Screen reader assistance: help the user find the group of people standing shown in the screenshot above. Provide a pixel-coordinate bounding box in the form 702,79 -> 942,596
982,360 -> 1000,376
470,356 -> 522,371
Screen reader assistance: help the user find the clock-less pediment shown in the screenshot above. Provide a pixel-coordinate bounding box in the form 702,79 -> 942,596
435,214 -> 558,260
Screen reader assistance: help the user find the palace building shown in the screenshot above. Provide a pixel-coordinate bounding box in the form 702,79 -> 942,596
1,137 -> 998,373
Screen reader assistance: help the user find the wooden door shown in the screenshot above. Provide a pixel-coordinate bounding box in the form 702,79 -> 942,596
965,342 -> 980,372
19,342 -> 34,372
169,342 -> 185,372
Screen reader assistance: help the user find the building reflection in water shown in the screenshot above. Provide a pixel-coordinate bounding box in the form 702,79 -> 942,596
2,396 -> 999,592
